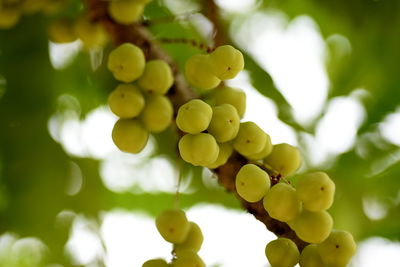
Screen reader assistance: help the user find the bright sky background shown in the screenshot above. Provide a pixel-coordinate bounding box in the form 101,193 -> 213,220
4,0 -> 397,266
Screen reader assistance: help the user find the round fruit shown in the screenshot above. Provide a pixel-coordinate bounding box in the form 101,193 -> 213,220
108,0 -> 144,25
263,183 -> 302,222
233,122 -> 267,157
209,45 -> 244,80
246,133 -> 272,160
317,230 -> 357,267
299,244 -> 326,267
173,250 -> 205,267
107,43 -> 145,83
235,164 -> 270,202
142,258 -> 169,267
48,19 -> 77,43
206,142 -> 233,169
112,119 -> 149,153
296,172 -> 335,212
174,222 -> 203,253
178,133 -> 219,167
108,84 -> 145,118
176,99 -> 213,134
185,54 -> 220,90
207,104 -> 240,142
264,143 -> 301,177
210,86 -> 246,117
290,210 -> 333,244
138,59 -> 174,94
155,209 -> 191,244
140,94 -> 173,133
265,238 -> 300,267
75,14 -> 108,49
0,7 -> 20,29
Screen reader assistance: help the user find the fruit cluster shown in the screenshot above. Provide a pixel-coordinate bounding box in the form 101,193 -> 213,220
235,159 -> 357,266
185,45 -> 244,90
47,0 -> 152,48
142,209 -> 205,267
0,0 -> 68,29
108,43 -> 174,154
48,14 -> 109,49
266,230 -> 356,267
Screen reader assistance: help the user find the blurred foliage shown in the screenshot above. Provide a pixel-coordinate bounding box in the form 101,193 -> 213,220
0,0 -> 400,266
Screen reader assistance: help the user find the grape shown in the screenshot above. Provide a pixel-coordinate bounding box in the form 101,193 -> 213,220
207,104 -> 240,142
246,133 -> 272,160
138,60 -> 174,94
156,209 -> 191,244
139,94 -> 173,133
75,14 -> 108,49
233,122 -> 267,157
263,183 -> 302,222
108,84 -> 145,118
317,230 -> 357,267
142,259 -> 169,267
48,19 -> 77,43
178,133 -> 219,166
185,54 -> 221,90
174,222 -> 203,253
299,244 -> 326,267
235,164 -> 270,203
20,0 -> 47,14
0,6 -> 20,29
173,250 -> 205,267
296,172 -> 335,212
210,86 -> 246,118
112,119 -> 149,153
206,142 -> 233,169
209,45 -> 244,80
290,210 -> 333,244
265,238 -> 299,267
107,43 -> 145,83
176,99 -> 213,134
108,0 -> 144,25
264,143 -> 301,177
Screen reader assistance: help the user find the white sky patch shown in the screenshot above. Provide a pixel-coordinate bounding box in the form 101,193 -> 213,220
100,154 -> 179,194
98,205 -> 274,267
315,95 -> 365,158
234,12 -> 329,126
100,211 -> 171,267
0,233 -> 47,267
187,205 -> 274,267
362,196 -> 388,221
227,72 -> 298,145
49,41 -> 81,70
215,0 -> 258,13
65,216 -> 104,265
48,102 -> 119,160
162,0 -> 200,15
353,237 -> 400,267
379,107 -> 400,146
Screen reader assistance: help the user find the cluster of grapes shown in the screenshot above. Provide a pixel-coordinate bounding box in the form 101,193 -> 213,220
48,14 -> 109,49
235,147 -> 356,266
107,43 -> 174,153
185,45 -> 244,90
48,0 -> 151,49
142,209 -> 205,267
266,230 -> 356,267
176,45 -> 252,168
0,0 -> 68,29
